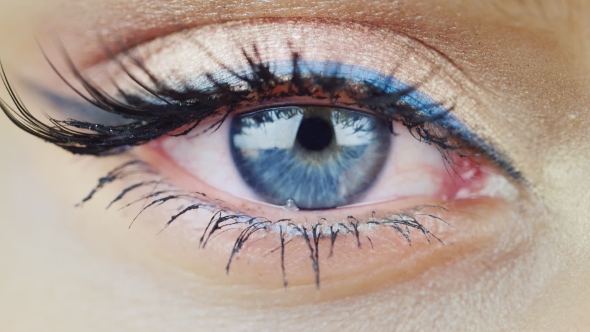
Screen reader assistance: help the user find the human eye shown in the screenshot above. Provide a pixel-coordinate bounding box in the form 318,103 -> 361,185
2,17 -> 528,297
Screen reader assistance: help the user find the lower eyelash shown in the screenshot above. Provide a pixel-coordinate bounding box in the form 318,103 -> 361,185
82,159 -> 451,289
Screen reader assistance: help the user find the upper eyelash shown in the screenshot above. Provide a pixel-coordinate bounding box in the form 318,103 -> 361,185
0,42 -> 522,180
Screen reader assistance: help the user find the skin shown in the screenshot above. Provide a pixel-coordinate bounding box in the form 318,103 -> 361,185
1,0 -> 590,331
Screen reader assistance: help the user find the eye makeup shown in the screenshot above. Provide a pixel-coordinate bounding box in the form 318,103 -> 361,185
0,18 -> 525,292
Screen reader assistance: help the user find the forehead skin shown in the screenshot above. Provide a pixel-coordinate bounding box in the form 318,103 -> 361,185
0,0 -> 590,331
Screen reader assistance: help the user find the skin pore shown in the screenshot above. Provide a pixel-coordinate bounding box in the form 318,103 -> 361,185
1,0 -> 590,331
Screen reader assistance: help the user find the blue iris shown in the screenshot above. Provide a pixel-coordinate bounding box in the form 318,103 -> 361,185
230,106 -> 391,210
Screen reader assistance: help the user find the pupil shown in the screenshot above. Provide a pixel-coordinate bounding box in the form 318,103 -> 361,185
296,117 -> 334,151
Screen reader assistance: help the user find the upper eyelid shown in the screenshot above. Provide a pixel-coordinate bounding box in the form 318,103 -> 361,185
88,20 -> 524,178
1,18 -> 525,182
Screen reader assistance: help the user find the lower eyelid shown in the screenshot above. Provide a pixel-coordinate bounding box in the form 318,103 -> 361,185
95,155 -> 527,297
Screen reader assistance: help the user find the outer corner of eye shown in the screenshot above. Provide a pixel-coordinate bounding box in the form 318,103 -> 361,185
126,101 -> 526,298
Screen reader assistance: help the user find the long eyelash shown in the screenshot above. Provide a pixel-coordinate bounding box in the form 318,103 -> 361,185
0,43 -> 465,157
82,160 -> 449,289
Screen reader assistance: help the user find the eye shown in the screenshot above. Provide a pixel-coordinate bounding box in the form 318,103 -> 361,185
163,104 -> 474,211
1,18 -> 524,294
